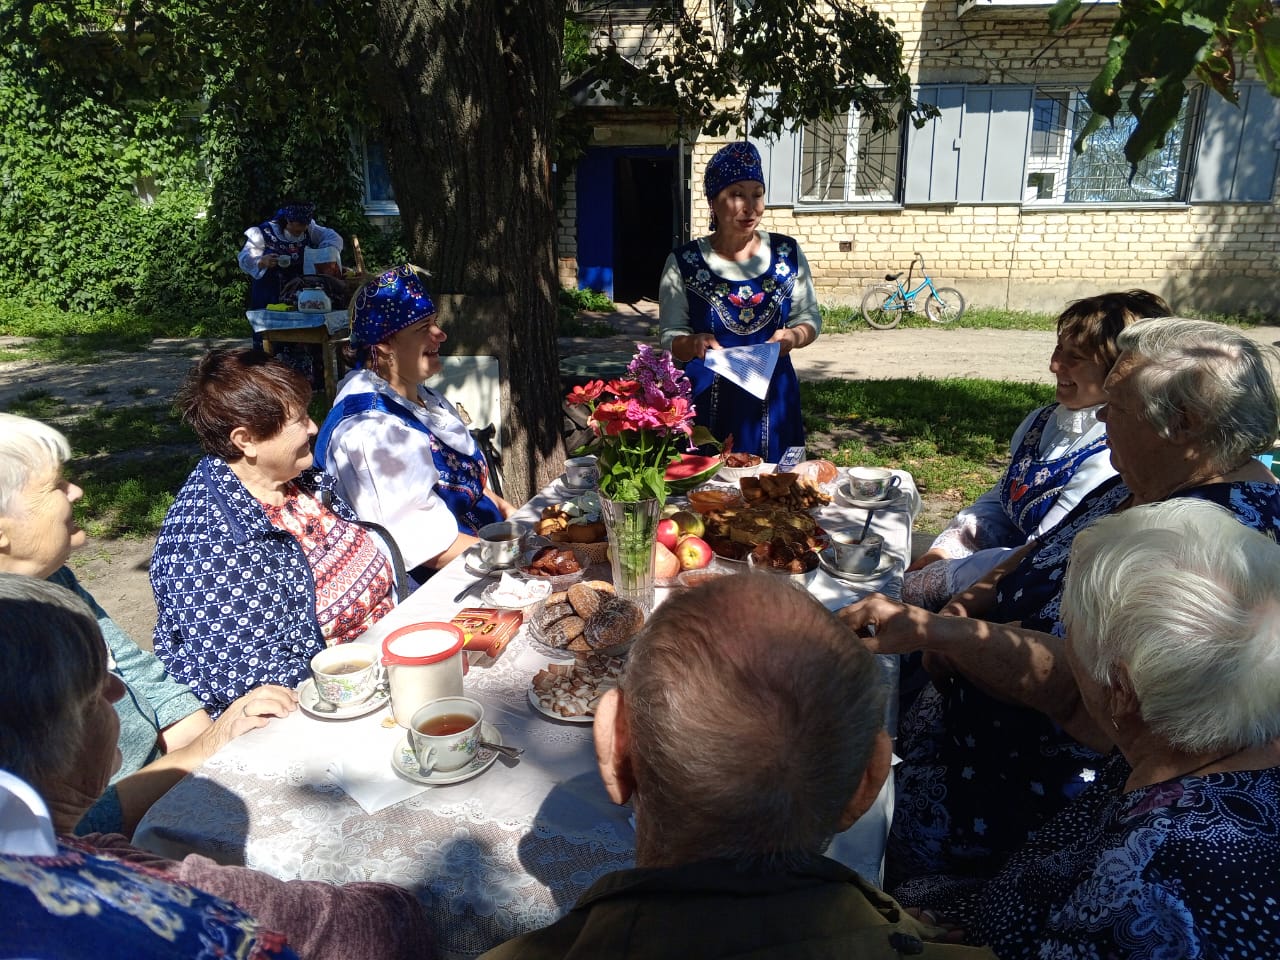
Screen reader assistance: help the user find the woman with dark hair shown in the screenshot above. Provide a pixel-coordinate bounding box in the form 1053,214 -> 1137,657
315,264 -> 516,580
903,289 -> 1170,610
237,200 -> 344,311
151,348 -> 401,716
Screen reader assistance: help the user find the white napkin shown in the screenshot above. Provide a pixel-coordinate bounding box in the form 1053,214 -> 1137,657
702,343 -> 779,400
323,721 -> 429,814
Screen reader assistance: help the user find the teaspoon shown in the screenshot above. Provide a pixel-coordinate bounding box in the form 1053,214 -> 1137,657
479,740 -> 524,760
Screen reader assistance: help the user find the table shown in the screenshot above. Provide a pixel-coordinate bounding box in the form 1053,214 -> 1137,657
247,309 -> 349,404
136,471 -> 920,959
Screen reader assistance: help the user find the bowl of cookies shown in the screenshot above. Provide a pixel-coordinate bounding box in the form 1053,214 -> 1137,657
527,581 -> 645,660
716,451 -> 765,483
518,544 -> 591,591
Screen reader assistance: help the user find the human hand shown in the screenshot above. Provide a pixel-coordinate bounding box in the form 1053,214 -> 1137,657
905,907 -> 971,944
766,326 -> 805,356
259,254 -> 278,270
683,332 -> 721,360
837,593 -> 937,655
203,685 -> 298,757
906,547 -> 948,573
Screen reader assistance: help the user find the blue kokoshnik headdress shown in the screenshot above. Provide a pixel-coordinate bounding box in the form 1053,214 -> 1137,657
703,142 -> 765,230
275,202 -> 315,224
349,264 -> 437,355
704,142 -> 764,200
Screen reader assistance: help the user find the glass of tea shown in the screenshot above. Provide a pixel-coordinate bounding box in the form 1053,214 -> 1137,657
309,643 -> 380,707
409,696 -> 485,774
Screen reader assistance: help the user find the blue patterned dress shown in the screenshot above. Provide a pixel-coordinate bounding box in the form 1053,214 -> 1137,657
971,754 -> 1280,959
2,837 -> 298,959
889,479 -> 1280,905
673,233 -> 805,461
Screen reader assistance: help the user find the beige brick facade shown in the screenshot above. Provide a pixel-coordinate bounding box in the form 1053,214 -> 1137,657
560,2 -> 1280,315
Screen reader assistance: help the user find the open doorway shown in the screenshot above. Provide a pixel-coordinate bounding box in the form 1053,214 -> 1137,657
612,154 -> 677,303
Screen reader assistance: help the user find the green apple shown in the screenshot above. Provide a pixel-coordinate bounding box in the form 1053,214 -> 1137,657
670,510 -> 705,539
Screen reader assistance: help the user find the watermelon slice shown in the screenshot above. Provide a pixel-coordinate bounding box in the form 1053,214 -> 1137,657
665,453 -> 723,492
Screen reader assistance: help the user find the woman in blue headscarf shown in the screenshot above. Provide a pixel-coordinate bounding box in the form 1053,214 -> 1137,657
237,200 -> 344,311
659,142 -> 821,461
315,265 -> 516,581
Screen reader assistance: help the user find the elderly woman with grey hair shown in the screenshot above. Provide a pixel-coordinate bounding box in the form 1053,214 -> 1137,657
841,317 -> 1280,905
0,412 -> 295,838
966,499 -> 1280,957
0,575 -> 429,959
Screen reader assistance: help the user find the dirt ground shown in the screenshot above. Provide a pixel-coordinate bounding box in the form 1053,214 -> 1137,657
6,317 -> 1279,650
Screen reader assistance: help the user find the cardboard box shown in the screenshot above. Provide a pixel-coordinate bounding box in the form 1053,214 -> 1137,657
452,607 -> 522,660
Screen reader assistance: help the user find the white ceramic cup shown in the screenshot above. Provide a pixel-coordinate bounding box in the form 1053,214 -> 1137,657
829,531 -> 884,575
563,455 -> 600,488
476,521 -> 528,569
409,696 -> 484,774
309,643 -> 380,707
845,467 -> 902,500
276,254 -> 292,268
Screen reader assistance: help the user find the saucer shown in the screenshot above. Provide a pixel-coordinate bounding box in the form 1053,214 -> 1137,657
297,678 -> 390,721
560,477 -> 597,493
834,484 -> 905,510
463,554 -> 513,579
818,548 -> 898,583
390,721 -> 503,785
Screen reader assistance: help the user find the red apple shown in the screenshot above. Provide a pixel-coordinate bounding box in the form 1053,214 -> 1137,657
656,518 -> 680,552
654,542 -> 681,579
676,534 -> 713,571
671,510 -> 706,539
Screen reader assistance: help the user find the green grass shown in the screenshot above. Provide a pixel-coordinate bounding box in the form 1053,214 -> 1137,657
57,406 -> 201,538
820,303 -> 1059,335
800,377 -> 1057,521
0,297 -> 244,363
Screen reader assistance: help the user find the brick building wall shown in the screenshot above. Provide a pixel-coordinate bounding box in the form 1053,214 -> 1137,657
560,3 -> 1280,315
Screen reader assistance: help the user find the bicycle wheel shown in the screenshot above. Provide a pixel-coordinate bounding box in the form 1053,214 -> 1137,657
925,287 -> 965,324
860,284 -> 904,330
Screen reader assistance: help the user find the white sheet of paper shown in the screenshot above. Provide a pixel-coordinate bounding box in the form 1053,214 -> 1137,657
703,343 -> 779,400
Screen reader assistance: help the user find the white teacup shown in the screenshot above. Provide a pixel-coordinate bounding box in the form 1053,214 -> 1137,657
410,697 -> 484,774
563,455 -> 600,489
845,467 -> 902,501
829,531 -> 884,575
476,521 -> 528,570
310,643 -> 380,707
276,254 -> 292,268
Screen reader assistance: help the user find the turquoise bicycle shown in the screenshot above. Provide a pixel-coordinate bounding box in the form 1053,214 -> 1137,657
860,253 -> 965,330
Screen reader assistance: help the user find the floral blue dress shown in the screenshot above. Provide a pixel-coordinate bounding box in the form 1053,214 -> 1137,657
997,404 -> 1109,536
1,837 -> 297,959
888,479 -> 1280,905
673,233 -> 805,461
971,754 -> 1280,959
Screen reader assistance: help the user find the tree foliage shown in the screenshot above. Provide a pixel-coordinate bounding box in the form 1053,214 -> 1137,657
583,0 -> 931,139
0,0 -> 402,315
1050,0 -> 1280,165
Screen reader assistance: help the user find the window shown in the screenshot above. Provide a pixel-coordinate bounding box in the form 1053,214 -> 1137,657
360,134 -> 399,215
797,110 -> 900,205
1024,88 -> 1198,204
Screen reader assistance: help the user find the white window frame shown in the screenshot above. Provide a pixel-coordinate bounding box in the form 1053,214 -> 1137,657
1023,87 -> 1198,205
358,131 -> 399,216
795,107 -> 901,207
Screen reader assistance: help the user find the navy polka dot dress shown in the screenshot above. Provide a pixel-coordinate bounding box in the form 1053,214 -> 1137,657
971,753 -> 1280,959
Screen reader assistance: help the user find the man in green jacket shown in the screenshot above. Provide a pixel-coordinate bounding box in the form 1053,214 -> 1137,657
481,574 -> 995,959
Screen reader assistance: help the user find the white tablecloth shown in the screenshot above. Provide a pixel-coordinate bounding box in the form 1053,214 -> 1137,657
135,470 -> 918,959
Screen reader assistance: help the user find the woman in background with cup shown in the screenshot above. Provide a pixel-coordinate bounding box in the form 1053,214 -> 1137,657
903,290 -> 1169,610
237,199 -> 344,312
316,264 -> 516,583
152,349 -> 402,717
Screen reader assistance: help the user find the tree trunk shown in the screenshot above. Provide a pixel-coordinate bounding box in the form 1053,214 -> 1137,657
365,0 -> 567,504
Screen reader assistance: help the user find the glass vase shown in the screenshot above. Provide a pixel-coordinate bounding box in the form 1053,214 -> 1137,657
599,494 -> 661,614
